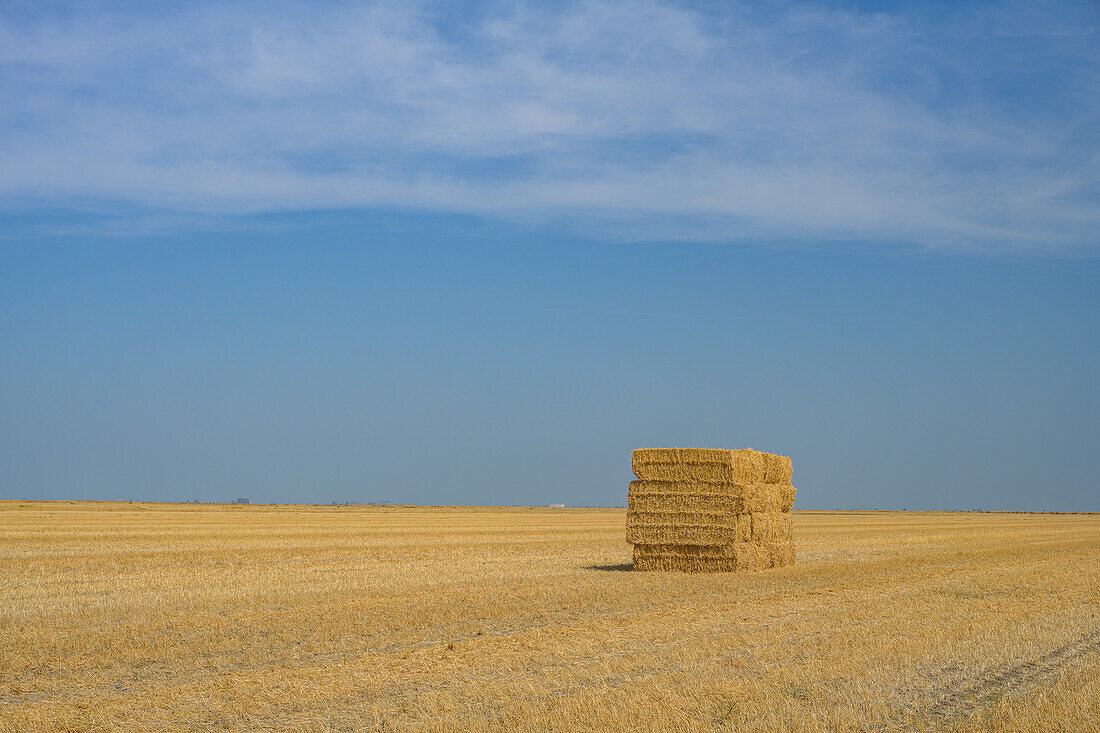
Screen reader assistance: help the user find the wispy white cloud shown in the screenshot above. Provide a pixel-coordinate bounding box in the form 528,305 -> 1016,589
1,0 -> 1097,253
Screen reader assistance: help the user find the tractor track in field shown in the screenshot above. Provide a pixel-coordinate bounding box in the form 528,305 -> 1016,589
911,629 -> 1100,730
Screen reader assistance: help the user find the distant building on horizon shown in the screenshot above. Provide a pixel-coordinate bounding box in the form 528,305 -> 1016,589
233,498 -> 250,504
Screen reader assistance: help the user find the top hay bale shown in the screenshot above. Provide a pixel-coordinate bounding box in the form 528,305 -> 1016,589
632,448 -> 792,485
762,453 -> 793,485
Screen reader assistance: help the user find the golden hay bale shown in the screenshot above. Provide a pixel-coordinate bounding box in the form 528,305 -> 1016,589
632,541 -> 794,572
625,512 -> 751,546
632,448 -> 766,483
749,512 -> 794,541
762,540 -> 796,568
732,513 -> 753,542
628,480 -> 796,514
627,480 -> 734,514
625,523 -> 726,546
762,453 -> 793,484
749,483 -> 796,514
632,542 -> 769,572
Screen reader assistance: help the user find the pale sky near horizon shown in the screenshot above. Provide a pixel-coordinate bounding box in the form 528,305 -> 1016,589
2,1 -> 1098,509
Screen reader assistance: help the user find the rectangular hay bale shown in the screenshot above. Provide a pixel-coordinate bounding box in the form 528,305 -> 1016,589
762,540 -> 795,568
732,513 -> 752,543
625,513 -> 729,545
627,481 -> 734,514
762,453 -> 793,484
628,480 -> 796,514
632,448 -> 766,483
749,512 -> 793,541
632,541 -> 795,572
749,483 -> 796,514
625,511 -> 751,545
632,542 -> 770,573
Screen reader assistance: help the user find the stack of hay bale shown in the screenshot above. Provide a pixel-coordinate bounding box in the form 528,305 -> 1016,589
627,448 -> 796,572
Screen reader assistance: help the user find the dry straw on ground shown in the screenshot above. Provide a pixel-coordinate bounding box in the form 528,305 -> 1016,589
626,448 -> 796,572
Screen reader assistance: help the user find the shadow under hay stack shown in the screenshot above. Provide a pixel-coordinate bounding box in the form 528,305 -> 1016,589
627,448 -> 796,572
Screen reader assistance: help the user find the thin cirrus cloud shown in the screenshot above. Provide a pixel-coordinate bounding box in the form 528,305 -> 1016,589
1,0 -> 1097,253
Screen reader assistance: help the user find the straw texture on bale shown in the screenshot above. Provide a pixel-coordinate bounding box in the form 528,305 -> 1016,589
762,453 -> 793,485
749,512 -> 793,542
625,513 -> 752,546
632,542 -> 794,573
627,480 -> 796,515
632,448 -> 766,484
763,540 -> 796,568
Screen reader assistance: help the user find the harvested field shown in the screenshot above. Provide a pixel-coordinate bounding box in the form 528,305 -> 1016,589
1,502 -> 1098,732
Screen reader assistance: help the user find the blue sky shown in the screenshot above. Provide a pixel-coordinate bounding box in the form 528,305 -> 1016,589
2,1 -> 1098,509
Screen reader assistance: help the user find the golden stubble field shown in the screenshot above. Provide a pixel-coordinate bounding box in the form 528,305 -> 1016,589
1,502 -> 1097,732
